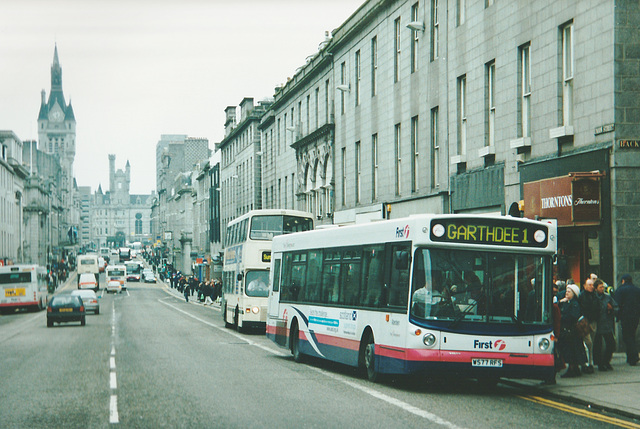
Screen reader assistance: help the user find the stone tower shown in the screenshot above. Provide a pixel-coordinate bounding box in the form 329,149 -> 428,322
37,44 -> 76,212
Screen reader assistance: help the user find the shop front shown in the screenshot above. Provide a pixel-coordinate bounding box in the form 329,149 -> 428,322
519,149 -> 611,285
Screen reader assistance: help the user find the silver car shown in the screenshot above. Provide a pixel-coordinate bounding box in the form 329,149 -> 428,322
70,289 -> 100,315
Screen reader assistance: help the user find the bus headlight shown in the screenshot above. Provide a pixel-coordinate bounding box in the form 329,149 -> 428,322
423,333 -> 437,347
538,338 -> 550,351
251,306 -> 260,314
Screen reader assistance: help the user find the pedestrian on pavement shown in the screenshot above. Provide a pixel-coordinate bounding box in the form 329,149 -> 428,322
614,274 -> 640,366
183,280 -> 190,302
559,284 -> 587,378
594,278 -> 618,371
579,277 -> 600,374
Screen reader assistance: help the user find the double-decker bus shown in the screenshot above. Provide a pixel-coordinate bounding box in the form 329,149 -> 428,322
267,214 -> 557,383
222,209 -> 314,331
0,265 -> 49,312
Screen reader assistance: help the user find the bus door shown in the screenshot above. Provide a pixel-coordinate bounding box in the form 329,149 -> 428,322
383,242 -> 412,310
268,256 -> 286,346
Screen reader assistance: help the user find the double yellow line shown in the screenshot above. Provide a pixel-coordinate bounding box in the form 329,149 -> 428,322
519,395 -> 640,428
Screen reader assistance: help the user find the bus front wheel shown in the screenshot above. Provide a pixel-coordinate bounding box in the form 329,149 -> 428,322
291,322 -> 304,363
361,333 -> 379,382
234,307 -> 243,333
223,304 -> 232,328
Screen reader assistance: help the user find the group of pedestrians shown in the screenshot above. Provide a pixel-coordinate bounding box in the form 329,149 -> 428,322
167,271 -> 221,305
555,272 -> 640,379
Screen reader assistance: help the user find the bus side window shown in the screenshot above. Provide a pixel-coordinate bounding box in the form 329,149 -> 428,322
272,259 -> 281,292
280,253 -> 293,301
361,245 -> 385,308
304,250 -> 322,303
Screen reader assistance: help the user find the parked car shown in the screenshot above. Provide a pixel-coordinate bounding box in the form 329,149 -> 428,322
143,270 -> 156,283
106,280 -> 122,294
47,295 -> 86,327
78,273 -> 98,292
71,289 -> 100,314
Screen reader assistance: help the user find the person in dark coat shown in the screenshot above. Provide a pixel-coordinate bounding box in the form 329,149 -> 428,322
558,284 -> 587,378
594,279 -> 618,371
615,274 -> 640,366
578,278 -> 600,374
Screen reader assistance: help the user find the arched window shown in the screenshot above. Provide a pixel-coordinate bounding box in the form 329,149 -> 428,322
135,213 -> 142,235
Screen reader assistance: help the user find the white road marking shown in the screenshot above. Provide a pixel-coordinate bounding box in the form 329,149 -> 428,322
310,366 -> 466,429
158,299 -> 464,427
110,371 -> 117,389
109,395 -> 119,424
158,299 -> 287,356
110,299 -> 119,424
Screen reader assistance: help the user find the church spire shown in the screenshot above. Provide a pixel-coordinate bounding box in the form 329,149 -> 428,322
51,43 -> 62,90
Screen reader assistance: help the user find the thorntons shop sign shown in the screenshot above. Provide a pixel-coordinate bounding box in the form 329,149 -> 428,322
523,173 -> 602,226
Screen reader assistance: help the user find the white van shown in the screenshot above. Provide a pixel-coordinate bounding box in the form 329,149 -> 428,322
78,273 -> 99,292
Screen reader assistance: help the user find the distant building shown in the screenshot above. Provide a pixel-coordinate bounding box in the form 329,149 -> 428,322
216,98 -> 272,239
154,134 -> 211,267
37,45 -> 77,249
0,131 -> 27,264
90,155 -> 153,249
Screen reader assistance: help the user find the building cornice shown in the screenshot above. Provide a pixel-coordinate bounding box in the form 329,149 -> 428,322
290,123 -> 335,150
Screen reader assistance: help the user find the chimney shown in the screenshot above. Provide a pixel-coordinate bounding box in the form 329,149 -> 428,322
224,106 -> 236,137
239,97 -> 254,121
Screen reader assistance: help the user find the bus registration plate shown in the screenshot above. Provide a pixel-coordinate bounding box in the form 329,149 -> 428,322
472,358 -> 503,367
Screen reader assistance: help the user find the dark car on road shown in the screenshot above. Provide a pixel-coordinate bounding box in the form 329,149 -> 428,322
47,295 -> 86,327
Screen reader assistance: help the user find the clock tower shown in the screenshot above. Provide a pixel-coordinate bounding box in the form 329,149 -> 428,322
37,44 -> 77,241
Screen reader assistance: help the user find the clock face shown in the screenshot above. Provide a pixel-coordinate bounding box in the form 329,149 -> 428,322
50,110 -> 63,122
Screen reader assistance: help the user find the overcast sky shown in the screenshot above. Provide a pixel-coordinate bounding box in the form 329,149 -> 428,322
0,0 -> 364,194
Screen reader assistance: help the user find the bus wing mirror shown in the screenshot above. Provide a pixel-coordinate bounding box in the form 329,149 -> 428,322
237,273 -> 243,282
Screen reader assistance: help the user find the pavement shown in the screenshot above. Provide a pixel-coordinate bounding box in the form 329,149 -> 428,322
156,275 -> 640,420
507,352 -> 640,420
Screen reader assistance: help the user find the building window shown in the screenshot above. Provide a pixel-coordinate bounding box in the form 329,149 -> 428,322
315,88 -> 319,129
562,22 -> 574,126
394,17 -> 401,83
395,123 -> 402,195
355,50 -> 361,106
431,0 -> 439,61
411,3 -> 419,73
325,79 -> 330,123
411,116 -> 419,192
371,133 -> 378,201
355,141 -> 361,204
340,61 -> 346,115
341,147 -> 347,206
518,43 -> 531,138
457,0 -> 465,26
306,95 -> 310,134
486,60 -> 495,147
371,36 -> 378,96
431,107 -> 439,188
457,75 -> 467,157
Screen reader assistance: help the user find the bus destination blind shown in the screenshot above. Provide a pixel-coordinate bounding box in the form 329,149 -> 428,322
430,218 -> 548,248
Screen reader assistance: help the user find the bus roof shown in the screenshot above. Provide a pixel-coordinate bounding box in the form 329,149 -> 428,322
227,209 -> 314,227
272,214 -> 557,254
